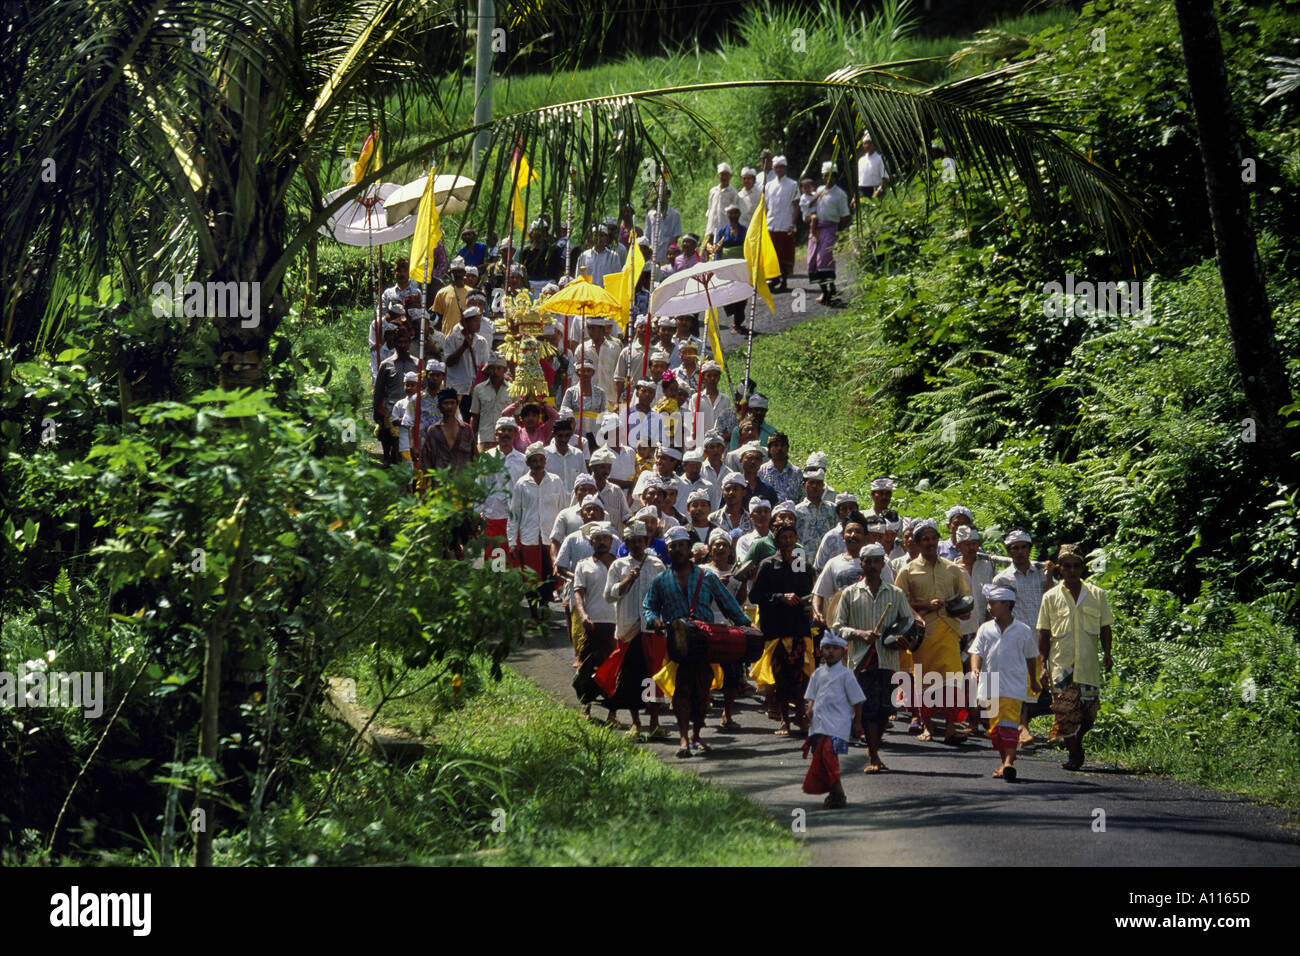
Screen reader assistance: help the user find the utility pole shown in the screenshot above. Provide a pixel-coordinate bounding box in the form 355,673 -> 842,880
473,0 -> 494,171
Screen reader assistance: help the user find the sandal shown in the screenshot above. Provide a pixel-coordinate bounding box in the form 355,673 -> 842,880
774,726 -> 790,736
624,728 -> 646,742
719,718 -> 742,731
908,719 -> 922,733
676,747 -> 692,759
917,730 -> 933,742
690,741 -> 711,752
648,726 -> 672,740
1003,766 -> 1017,782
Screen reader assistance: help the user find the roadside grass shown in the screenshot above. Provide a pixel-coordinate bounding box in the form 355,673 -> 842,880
290,655 -> 808,865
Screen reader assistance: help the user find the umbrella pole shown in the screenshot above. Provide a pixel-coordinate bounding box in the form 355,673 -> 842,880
741,284 -> 759,419
694,283 -> 716,450
578,311 -> 586,452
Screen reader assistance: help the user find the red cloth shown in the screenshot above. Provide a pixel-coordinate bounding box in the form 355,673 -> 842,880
641,631 -> 669,702
801,734 -> 841,795
594,641 -> 629,697
769,230 -> 795,273
517,544 -> 549,580
484,518 -> 508,562
991,725 -> 1019,753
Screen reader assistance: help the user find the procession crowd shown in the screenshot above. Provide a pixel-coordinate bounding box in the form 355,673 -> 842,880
366,138 -> 1112,807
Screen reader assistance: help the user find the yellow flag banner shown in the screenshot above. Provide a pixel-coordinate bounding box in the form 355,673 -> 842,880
511,152 -> 538,231
605,236 -> 645,331
704,307 -> 727,382
744,193 -> 781,315
409,170 -> 443,284
348,131 -> 379,186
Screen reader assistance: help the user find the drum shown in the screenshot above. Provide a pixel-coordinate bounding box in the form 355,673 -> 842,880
668,620 -> 766,664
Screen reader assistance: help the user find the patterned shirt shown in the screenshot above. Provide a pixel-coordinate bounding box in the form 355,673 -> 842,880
709,507 -> 752,536
641,564 -> 750,628
795,498 -> 837,553
992,562 -> 1051,630
758,460 -> 804,503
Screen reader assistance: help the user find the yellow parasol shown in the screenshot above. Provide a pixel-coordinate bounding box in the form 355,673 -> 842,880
539,275 -> 621,437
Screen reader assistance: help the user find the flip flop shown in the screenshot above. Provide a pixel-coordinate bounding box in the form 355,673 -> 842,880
676,747 -> 692,759
917,731 -> 933,742
648,726 -> 672,740
863,765 -> 887,774
718,719 -> 742,731
690,741 -> 711,752
624,728 -> 646,742
1003,766 -> 1017,782
774,727 -> 790,736
908,720 -> 922,733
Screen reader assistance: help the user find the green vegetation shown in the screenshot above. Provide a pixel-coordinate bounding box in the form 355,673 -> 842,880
744,0 -> 1300,806
258,656 -> 804,866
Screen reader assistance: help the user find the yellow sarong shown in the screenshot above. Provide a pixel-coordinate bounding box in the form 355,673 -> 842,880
653,660 -> 725,698
749,637 -> 816,688
915,614 -> 963,680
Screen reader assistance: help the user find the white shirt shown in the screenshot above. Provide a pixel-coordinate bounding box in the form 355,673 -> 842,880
737,186 -> 761,228
958,557 -> 996,636
506,471 -> 568,548
469,379 -> 513,445
705,183 -> 741,240
813,551 -> 894,599
550,503 -> 587,546
633,470 -> 688,503
763,175 -> 799,232
596,481 -> 630,531
680,475 -> 718,513
643,207 -> 683,263
443,327 -> 490,394
573,556 -> 618,623
576,337 -> 621,402
812,183 -> 851,223
578,246 -> 623,285
545,444 -> 587,492
970,618 -> 1038,705
479,446 -> 527,520
814,527 -> 847,570
555,528 -> 594,573
804,661 -> 866,740
857,150 -> 889,189
603,553 -> 667,640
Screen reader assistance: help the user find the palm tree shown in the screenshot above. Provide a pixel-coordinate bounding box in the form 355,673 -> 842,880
1173,0 -> 1298,469
4,0 -> 1149,392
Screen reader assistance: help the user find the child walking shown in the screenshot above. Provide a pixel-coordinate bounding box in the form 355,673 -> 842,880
970,585 -> 1041,782
801,630 -> 865,809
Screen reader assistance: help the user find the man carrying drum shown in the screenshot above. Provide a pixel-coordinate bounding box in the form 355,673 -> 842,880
643,527 -> 755,759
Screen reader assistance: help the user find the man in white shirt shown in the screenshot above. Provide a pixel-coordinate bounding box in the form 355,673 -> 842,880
544,414 -> 588,491
704,163 -> 741,242
588,446 -> 630,530
807,162 -> 853,305
763,155 -> 799,292
467,352 -> 513,450
508,442 -> 569,619
572,522 -> 623,720
479,417 -> 527,559
679,447 -> 717,511
602,521 -> 669,738
643,188 -> 683,266
700,430 -> 728,495
443,305 -> 491,419
577,224 -> 623,286
576,316 -> 621,406
856,132 -> 890,200
736,167 -> 761,228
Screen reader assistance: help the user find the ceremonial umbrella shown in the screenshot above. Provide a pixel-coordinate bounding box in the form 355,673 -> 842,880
539,276 -> 620,443
647,258 -> 754,442
384,173 -> 476,225
318,182 -> 416,245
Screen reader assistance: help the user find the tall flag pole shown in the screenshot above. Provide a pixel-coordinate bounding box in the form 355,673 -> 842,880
410,164 -> 444,480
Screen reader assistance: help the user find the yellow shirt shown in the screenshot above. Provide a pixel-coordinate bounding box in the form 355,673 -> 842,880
893,554 -> 970,631
1036,581 -> 1113,687
435,284 -> 469,336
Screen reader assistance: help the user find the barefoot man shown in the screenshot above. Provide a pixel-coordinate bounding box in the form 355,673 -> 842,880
1036,544 -> 1114,771
833,543 -> 915,773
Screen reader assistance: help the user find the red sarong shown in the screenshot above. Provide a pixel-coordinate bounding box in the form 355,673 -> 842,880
641,631 -> 669,702
594,641 -> 629,697
769,230 -> 795,275
801,734 -> 842,795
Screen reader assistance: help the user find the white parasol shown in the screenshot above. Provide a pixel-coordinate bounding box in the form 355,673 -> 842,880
318,182 -> 415,246
384,173 -> 476,225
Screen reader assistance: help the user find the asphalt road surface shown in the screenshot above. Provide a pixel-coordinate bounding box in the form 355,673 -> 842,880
512,616 -> 1300,866
508,246 -> 1300,866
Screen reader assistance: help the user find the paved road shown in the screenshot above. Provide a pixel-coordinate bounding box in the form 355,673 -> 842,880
508,247 -> 1300,866
512,618 -> 1300,865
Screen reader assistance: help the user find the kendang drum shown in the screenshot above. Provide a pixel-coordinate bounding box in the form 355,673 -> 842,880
668,619 -> 765,664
